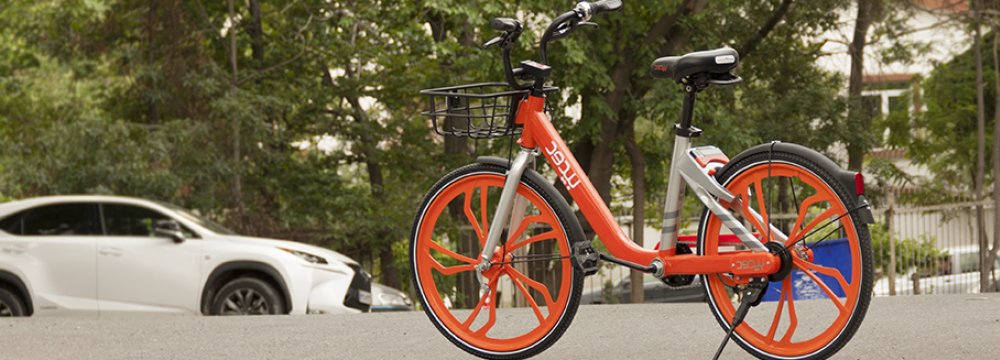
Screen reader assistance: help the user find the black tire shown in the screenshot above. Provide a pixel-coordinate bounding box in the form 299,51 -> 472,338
210,277 -> 286,316
697,149 -> 874,360
410,162 -> 584,360
0,286 -> 26,317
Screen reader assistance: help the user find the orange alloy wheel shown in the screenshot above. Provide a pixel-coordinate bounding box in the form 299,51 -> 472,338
411,164 -> 581,358
699,155 -> 872,359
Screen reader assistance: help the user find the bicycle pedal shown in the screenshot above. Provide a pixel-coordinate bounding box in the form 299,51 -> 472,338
572,241 -> 600,276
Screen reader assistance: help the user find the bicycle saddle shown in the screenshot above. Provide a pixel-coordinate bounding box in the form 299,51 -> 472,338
650,47 -> 739,82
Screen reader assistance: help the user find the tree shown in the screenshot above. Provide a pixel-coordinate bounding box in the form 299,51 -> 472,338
910,8 -> 998,293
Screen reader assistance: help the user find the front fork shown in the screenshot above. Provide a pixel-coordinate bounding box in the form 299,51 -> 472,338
475,148 -> 535,293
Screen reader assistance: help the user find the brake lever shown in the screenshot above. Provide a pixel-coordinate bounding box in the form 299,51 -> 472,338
482,36 -> 504,49
578,22 -> 598,28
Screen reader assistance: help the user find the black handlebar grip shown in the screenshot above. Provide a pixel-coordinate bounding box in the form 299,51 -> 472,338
490,17 -> 522,33
590,0 -> 623,13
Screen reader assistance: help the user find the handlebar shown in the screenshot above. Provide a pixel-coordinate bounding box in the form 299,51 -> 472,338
590,0 -> 623,14
485,1 -> 623,91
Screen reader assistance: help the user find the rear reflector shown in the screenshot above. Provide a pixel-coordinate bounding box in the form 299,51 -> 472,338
855,172 -> 865,195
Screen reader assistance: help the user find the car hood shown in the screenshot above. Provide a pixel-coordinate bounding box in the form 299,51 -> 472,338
222,235 -> 358,266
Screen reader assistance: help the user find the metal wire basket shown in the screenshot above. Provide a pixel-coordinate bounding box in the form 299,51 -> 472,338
421,83 -> 555,139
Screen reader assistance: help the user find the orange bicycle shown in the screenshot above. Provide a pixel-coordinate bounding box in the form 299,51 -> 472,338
410,1 -> 875,359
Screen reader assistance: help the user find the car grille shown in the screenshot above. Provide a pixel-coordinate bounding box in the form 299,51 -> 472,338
344,264 -> 372,312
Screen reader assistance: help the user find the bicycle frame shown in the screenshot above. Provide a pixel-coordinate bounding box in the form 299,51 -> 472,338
478,94 -> 786,278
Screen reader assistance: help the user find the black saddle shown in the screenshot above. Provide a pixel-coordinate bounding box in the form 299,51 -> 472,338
650,47 -> 740,83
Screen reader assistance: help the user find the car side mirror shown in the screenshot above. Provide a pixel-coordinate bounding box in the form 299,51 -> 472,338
153,219 -> 186,244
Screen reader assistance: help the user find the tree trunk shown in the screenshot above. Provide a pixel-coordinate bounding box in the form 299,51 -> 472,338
623,122 -> 646,304
428,15 -> 477,304
972,0 -> 989,293
146,0 -> 159,125
582,0 -> 701,205
990,20 -> 1000,292
227,0 -> 245,232
248,0 -> 264,68
737,0 -> 794,61
846,0 -> 881,172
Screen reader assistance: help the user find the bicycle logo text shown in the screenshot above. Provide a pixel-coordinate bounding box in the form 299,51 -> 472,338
546,141 -> 581,190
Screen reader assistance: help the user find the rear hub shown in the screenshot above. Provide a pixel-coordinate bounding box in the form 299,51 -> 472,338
765,242 -> 793,282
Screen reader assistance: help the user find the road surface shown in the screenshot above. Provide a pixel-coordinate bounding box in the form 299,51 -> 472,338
1,294 -> 998,359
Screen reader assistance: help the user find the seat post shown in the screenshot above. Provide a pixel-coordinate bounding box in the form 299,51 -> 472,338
676,87 -> 701,138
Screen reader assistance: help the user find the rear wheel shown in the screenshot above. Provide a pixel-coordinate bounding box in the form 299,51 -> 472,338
0,287 -> 26,317
698,151 -> 873,359
410,163 -> 583,359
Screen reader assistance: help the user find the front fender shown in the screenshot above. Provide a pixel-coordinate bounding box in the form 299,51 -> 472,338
475,156 -> 587,244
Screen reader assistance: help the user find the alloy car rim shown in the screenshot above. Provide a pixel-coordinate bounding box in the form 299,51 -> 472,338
703,163 -> 863,357
223,289 -> 270,315
415,174 -> 573,353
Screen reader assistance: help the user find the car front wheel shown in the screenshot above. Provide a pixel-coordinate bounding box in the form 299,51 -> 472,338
210,277 -> 285,316
0,287 -> 26,317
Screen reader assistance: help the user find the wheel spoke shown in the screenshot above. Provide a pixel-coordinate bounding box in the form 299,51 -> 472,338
793,257 -> 851,294
506,215 -> 551,245
512,277 -> 546,325
753,180 -> 772,242
225,298 -> 240,313
506,267 -> 555,306
462,273 -> 500,328
788,194 -> 825,239
427,254 -> 476,275
464,190 -> 485,247
799,267 -> 848,314
740,190 -> 769,239
780,281 -> 799,344
427,240 -> 476,264
473,290 -> 498,336
766,278 -> 791,342
786,207 -> 839,246
507,230 -> 558,252
479,185 -> 490,243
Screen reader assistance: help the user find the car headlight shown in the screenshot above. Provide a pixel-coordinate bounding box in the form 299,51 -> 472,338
278,247 -> 328,265
378,291 -> 412,307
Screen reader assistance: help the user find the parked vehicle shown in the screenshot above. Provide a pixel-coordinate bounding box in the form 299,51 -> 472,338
580,274 -> 705,305
370,283 -> 413,312
0,195 -> 371,317
874,245 -> 999,295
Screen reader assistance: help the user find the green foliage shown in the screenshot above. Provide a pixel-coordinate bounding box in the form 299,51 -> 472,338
911,33 -> 997,193
0,0 -> 873,291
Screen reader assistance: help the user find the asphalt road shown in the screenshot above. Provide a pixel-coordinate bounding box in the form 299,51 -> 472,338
1,294 -> 998,359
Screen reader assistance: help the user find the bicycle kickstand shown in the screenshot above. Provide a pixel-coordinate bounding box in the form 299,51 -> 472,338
712,278 -> 767,360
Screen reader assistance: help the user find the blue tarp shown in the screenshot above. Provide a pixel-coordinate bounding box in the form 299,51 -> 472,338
761,238 -> 851,301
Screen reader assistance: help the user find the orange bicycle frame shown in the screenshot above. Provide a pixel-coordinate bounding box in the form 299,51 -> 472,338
507,95 -> 781,278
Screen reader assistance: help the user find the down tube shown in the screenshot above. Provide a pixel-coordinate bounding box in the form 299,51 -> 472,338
526,112 -> 658,266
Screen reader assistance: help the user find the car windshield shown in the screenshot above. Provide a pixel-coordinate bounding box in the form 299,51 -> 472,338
156,201 -> 237,235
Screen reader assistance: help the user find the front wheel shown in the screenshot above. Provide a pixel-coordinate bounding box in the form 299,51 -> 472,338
210,277 -> 286,316
0,287 -> 26,317
410,163 -> 583,359
698,149 -> 873,360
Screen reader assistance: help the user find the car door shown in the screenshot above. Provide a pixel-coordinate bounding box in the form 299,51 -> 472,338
0,203 -> 101,314
96,203 -> 203,314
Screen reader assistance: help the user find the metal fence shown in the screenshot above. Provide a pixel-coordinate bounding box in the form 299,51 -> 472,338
872,195 -> 998,296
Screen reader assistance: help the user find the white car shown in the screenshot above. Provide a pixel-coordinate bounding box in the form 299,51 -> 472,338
0,195 -> 371,317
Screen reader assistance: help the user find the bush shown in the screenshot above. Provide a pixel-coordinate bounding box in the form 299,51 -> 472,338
869,221 -> 947,278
